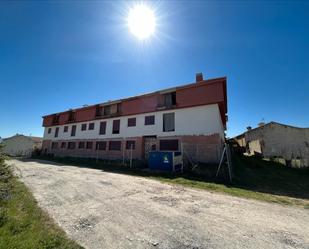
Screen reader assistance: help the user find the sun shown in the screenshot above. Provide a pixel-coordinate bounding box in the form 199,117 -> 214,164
128,4 -> 156,40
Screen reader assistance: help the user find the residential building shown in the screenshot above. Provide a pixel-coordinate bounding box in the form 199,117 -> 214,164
42,73 -> 227,163
233,122 -> 309,167
2,134 -> 42,157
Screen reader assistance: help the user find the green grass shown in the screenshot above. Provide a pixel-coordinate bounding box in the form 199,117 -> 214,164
0,162 -> 83,249
32,154 -> 309,208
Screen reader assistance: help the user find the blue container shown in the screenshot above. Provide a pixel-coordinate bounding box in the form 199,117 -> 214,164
148,151 -> 183,172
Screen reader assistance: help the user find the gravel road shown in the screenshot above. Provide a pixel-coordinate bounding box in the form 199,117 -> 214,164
8,159 -> 309,249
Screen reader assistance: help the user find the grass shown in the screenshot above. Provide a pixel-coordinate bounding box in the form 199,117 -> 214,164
31,154 -> 309,208
0,160 -> 83,249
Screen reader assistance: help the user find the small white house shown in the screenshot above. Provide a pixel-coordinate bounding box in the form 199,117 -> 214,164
2,134 -> 42,157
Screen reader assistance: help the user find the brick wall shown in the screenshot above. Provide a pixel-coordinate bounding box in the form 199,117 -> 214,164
42,133 -> 223,164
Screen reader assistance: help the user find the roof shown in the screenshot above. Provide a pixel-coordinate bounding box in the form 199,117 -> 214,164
234,121 -> 309,138
3,134 -> 42,143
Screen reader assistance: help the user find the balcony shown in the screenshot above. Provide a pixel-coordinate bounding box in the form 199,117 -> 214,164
157,92 -> 177,110
95,104 -> 121,119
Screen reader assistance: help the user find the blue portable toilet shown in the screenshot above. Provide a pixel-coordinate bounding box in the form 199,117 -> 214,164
148,151 -> 183,172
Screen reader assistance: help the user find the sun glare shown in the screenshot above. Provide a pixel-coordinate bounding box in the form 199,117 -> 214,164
128,4 -> 156,40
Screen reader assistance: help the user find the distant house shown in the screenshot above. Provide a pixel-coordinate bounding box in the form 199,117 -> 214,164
2,134 -> 42,157
233,122 -> 309,167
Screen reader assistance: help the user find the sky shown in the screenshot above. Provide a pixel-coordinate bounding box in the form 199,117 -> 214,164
0,1 -> 308,138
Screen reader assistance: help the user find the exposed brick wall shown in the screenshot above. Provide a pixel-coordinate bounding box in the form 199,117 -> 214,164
43,137 -> 143,160
43,134 -> 223,164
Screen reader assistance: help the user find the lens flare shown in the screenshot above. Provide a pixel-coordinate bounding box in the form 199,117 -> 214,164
128,4 -> 156,40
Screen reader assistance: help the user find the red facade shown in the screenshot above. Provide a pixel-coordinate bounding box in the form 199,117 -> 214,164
42,77 -> 227,128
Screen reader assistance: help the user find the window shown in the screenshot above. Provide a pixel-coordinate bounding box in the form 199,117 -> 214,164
99,121 -> 106,135
96,141 -> 107,150
164,92 -> 176,107
89,123 -> 95,130
63,126 -> 68,132
103,104 -> 121,116
112,120 -> 120,134
81,123 -> 87,131
127,118 -> 136,127
95,105 -> 103,117
55,127 -> 59,137
52,114 -> 60,124
51,142 -> 58,149
104,105 -> 111,116
68,110 -> 76,122
145,115 -> 155,125
160,139 -> 179,151
163,113 -> 175,132
48,128 -> 52,134
126,141 -> 135,150
86,141 -> 93,149
61,142 -> 66,149
109,141 -> 121,151
71,125 -> 76,136
78,141 -> 85,149
67,142 -> 76,150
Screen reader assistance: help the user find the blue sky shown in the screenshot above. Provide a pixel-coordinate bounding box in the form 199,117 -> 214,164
0,1 -> 308,138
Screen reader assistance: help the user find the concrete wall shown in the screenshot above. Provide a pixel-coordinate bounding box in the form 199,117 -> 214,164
245,123 -> 309,167
3,136 -> 39,157
43,104 -> 225,142
42,104 -> 225,163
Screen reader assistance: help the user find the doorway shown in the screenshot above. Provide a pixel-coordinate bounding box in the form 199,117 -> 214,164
143,136 -> 157,159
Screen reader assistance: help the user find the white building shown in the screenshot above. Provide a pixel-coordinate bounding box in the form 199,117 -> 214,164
2,134 -> 42,157
42,74 -> 228,163
234,122 -> 309,167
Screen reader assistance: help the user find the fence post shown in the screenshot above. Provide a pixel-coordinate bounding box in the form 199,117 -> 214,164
130,144 -> 133,168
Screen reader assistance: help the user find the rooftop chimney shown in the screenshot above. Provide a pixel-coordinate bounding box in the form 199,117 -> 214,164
196,72 -> 203,83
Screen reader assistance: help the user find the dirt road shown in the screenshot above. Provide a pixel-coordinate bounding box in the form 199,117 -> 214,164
8,159 -> 309,249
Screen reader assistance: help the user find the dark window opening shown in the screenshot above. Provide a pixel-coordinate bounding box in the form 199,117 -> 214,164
160,139 -> 179,151
109,141 -> 121,151
127,118 -> 136,127
52,114 -> 60,124
99,121 -> 106,135
78,142 -> 85,149
163,113 -> 175,132
95,105 -> 103,117
71,125 -> 76,136
104,105 -> 111,116
55,127 -> 59,137
126,141 -> 136,150
145,115 -> 155,125
51,142 -> 58,149
68,111 -> 76,122
61,142 -> 66,149
164,92 -> 176,107
112,120 -> 120,134
63,126 -> 68,132
86,141 -> 93,149
96,141 -> 107,150
81,123 -> 87,131
67,142 -> 76,150
117,103 -> 121,114
48,128 -> 52,134
89,123 -> 95,130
